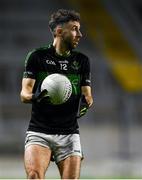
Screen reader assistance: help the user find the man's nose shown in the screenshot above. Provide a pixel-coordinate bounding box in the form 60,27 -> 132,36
78,30 -> 82,38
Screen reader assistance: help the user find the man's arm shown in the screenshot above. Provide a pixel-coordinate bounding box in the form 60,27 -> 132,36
20,78 -> 35,103
81,85 -> 93,107
77,85 -> 93,118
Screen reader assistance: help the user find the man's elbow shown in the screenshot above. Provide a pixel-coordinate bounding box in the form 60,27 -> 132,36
20,92 -> 31,103
20,93 -> 26,103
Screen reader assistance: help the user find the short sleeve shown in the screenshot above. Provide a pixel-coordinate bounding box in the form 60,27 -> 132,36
23,50 -> 38,79
81,57 -> 91,86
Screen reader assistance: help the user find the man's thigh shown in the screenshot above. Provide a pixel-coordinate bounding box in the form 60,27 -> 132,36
57,156 -> 81,179
24,144 -> 51,177
53,134 -> 83,163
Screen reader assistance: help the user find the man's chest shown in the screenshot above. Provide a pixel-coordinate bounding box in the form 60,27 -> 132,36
39,54 -> 81,74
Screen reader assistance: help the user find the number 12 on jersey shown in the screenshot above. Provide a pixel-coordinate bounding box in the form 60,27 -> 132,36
60,63 -> 67,70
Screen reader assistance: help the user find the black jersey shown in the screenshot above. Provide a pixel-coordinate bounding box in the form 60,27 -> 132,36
23,44 -> 91,134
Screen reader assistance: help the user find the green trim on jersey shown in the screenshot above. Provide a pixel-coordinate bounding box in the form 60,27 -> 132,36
67,74 -> 81,95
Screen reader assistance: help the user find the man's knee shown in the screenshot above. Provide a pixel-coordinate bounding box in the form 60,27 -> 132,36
27,169 -> 41,179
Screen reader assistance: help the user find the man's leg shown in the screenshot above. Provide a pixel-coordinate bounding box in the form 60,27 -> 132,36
24,144 -> 51,179
57,156 -> 81,179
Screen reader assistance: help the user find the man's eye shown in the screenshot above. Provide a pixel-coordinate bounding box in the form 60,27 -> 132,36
72,26 -> 77,30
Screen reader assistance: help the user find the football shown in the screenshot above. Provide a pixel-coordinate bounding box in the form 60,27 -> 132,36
41,73 -> 72,105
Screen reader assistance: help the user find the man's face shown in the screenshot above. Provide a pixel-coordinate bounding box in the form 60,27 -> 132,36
60,21 -> 82,50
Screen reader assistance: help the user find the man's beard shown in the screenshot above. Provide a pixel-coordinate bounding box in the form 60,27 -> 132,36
63,37 -> 75,51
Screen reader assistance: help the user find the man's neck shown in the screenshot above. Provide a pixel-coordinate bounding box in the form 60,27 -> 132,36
53,39 -> 71,57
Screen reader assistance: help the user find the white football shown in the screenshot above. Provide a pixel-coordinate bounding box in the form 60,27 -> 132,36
41,73 -> 72,105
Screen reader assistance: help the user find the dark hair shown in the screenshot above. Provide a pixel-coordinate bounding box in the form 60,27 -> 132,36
49,9 -> 80,32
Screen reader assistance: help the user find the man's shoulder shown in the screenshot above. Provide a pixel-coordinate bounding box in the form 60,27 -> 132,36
27,44 -> 52,56
25,45 -> 53,63
32,44 -> 53,54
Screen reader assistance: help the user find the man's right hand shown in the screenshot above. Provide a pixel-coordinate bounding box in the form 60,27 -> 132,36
32,90 -> 49,103
32,83 -> 50,103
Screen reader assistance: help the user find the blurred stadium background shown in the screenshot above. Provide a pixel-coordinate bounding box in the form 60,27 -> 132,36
0,0 -> 142,178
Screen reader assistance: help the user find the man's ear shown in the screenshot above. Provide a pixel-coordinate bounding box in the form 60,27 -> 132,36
55,26 -> 63,37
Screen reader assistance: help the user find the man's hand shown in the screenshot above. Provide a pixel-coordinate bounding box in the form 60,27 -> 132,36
77,95 -> 89,118
32,83 -> 50,103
